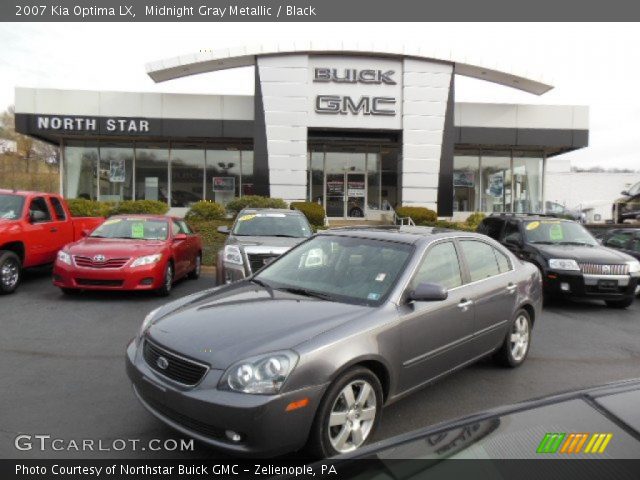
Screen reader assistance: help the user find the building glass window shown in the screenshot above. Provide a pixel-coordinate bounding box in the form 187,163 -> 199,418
512,151 -> 544,213
380,147 -> 399,210
99,145 -> 133,201
367,152 -> 381,211
135,144 -> 169,203
480,153 -> 512,213
241,150 -> 255,196
170,146 -> 205,207
453,152 -> 480,212
63,143 -> 98,200
309,151 -> 324,205
206,148 -> 240,205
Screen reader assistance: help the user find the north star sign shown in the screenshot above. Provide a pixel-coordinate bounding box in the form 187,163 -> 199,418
313,67 -> 397,116
36,115 -> 150,133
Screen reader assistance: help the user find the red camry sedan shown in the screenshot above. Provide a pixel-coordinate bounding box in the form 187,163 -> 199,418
53,215 -> 202,296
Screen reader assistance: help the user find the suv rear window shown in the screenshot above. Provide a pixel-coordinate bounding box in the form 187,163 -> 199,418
477,218 -> 504,240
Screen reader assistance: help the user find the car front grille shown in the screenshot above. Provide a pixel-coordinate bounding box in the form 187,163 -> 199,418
247,253 -> 278,273
139,391 -> 227,441
579,263 -> 629,275
143,339 -> 208,386
75,278 -> 123,287
74,256 -> 130,269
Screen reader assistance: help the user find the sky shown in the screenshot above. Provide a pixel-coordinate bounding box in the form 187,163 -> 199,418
1,22 -> 639,169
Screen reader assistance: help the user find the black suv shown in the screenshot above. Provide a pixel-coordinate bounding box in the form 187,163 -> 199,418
478,214 -> 640,308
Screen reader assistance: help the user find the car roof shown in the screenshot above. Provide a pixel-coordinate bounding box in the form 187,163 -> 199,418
320,226 -> 489,245
486,213 -> 575,222
110,214 -> 179,221
0,189 -> 56,196
238,208 -> 302,215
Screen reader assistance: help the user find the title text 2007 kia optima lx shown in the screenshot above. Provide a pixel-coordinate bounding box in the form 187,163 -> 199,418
126,227 -> 542,457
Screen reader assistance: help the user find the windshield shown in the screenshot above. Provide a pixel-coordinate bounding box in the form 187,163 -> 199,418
524,220 -> 598,246
90,218 -> 168,240
255,235 -> 413,305
0,194 -> 25,220
232,212 -> 312,238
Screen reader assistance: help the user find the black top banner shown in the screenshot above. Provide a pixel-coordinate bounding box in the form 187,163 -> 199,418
4,0 -> 640,21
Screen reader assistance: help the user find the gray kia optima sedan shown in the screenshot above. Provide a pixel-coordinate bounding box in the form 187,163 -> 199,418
126,227 -> 542,458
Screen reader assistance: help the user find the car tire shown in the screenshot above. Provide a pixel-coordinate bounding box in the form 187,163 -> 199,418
188,254 -> 202,280
605,297 -> 634,309
156,261 -> 174,297
0,250 -> 22,295
306,367 -> 383,458
494,309 -> 532,368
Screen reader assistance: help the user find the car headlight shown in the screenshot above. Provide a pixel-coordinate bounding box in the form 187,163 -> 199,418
223,245 -> 243,265
138,307 -> 161,338
130,254 -> 162,267
548,258 -> 581,271
219,351 -> 299,394
627,260 -> 640,274
57,250 -> 72,265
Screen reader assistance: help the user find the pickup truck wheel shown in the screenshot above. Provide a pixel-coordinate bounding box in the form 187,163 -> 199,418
156,262 -> 174,297
0,251 -> 22,294
188,254 -> 201,280
605,297 -> 634,309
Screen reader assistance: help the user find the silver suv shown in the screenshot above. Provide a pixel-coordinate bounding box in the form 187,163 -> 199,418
216,208 -> 313,284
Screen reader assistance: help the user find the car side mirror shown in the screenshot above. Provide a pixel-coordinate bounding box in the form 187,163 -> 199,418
505,237 -> 523,249
408,282 -> 448,302
80,229 -> 90,237
29,210 -> 47,223
217,225 -> 230,234
173,233 -> 187,241
621,190 -> 630,196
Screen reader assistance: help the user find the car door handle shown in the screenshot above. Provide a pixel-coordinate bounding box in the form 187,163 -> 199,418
50,227 -> 58,233
457,299 -> 473,311
506,283 -> 517,294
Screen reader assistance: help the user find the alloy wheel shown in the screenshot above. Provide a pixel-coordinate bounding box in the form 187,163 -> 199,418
327,380 -> 377,453
1,258 -> 19,289
165,265 -> 173,291
510,314 -> 530,362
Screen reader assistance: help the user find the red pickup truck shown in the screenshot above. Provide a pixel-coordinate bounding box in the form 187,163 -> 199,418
0,190 -> 104,294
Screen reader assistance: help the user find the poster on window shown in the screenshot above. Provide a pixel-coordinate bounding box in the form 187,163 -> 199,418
109,159 -> 125,183
453,171 -> 475,187
212,177 -> 235,192
347,181 -> 365,198
488,172 -> 504,198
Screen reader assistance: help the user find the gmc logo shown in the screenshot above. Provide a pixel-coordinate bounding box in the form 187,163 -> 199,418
315,95 -> 396,116
314,68 -> 396,85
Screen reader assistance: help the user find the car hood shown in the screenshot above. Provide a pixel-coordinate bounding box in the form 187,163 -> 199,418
145,282 -> 369,368
66,237 -> 166,258
534,244 -> 635,263
227,235 -> 308,251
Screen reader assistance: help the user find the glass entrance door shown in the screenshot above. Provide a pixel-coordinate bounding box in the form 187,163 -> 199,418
325,172 -> 367,218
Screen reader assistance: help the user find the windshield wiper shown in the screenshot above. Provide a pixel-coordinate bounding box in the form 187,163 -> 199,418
529,241 -> 555,245
277,287 -> 334,301
270,234 -> 302,238
557,241 -> 593,247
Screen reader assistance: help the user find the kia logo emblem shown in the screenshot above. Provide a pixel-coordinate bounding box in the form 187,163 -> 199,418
156,356 -> 169,370
93,254 -> 106,263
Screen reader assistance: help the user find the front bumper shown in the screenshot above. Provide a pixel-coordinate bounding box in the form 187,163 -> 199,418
53,260 -> 165,291
220,262 -> 249,284
543,270 -> 639,300
125,339 -> 326,456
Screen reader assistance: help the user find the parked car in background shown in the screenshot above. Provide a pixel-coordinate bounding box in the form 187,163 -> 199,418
478,214 -> 640,308
0,190 -> 104,294
333,379 -> 640,468
600,228 -> 640,261
127,227 -> 541,457
613,180 -> 640,224
216,208 -> 312,284
53,215 -> 202,296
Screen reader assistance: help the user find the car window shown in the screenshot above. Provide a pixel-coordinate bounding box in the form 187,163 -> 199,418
410,242 -> 462,290
178,220 -> 192,234
628,182 -> 640,196
29,197 -> 52,222
90,218 -> 168,240
477,218 -> 503,240
605,232 -> 633,249
233,213 -> 312,238
49,197 -> 66,220
172,221 -> 182,236
503,221 -> 522,243
631,237 -> 640,253
0,194 -> 25,220
523,220 -> 598,246
460,240 -> 501,282
493,248 -> 512,273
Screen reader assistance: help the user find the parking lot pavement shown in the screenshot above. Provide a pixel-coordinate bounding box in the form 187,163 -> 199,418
1,270 -> 639,459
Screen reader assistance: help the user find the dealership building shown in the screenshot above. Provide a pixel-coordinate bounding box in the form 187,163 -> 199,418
14,44 -> 589,219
